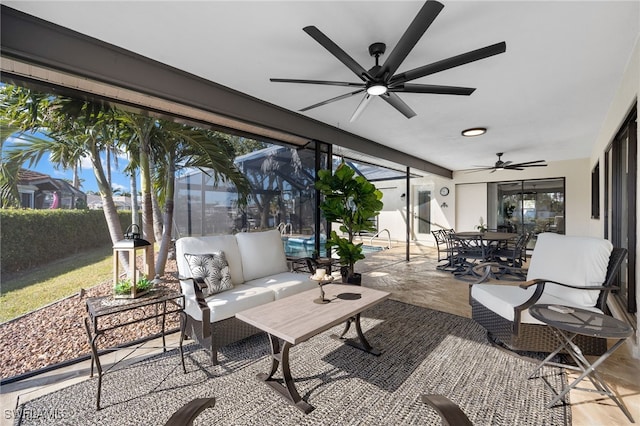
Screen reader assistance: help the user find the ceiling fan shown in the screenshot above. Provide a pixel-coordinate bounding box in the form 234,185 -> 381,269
270,0 -> 506,121
469,153 -> 547,173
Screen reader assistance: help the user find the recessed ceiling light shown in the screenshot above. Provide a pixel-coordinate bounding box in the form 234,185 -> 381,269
462,127 -> 487,137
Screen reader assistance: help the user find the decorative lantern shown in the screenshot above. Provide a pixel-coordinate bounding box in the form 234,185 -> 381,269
113,225 -> 154,299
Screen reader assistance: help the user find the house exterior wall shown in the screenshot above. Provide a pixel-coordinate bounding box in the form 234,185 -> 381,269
377,175 -> 455,246
589,36 -> 639,357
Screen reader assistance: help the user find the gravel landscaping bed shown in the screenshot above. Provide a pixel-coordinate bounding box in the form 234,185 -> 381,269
0,260 -> 181,380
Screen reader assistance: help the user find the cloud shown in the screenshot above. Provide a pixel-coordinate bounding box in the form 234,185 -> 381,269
112,182 -> 127,192
80,156 -> 93,170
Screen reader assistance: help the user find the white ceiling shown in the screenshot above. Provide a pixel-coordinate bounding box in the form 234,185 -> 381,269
5,1 -> 639,172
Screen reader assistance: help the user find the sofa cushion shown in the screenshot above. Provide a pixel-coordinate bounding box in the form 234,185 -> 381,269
176,235 -> 245,285
244,272 -> 317,300
205,284 -> 275,322
179,280 -> 274,322
184,252 -> 233,297
471,283 -> 603,324
235,230 -> 289,281
526,233 -> 613,307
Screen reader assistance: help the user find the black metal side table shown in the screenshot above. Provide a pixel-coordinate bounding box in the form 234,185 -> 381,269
528,304 -> 634,423
84,286 -> 186,410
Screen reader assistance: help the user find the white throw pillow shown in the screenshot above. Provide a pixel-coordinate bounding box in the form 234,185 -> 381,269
235,230 -> 289,281
184,252 -> 233,297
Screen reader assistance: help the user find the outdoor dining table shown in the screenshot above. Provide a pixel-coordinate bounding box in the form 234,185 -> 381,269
452,231 -> 519,242
449,231 -> 519,278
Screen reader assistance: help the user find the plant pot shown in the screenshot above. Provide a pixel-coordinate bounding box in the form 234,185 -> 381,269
346,273 -> 362,285
340,266 -> 349,282
340,268 -> 362,285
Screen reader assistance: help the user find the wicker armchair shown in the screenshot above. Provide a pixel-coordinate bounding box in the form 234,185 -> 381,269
470,233 -> 627,355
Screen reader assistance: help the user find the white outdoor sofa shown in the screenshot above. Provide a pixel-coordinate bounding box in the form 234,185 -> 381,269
176,229 -> 316,364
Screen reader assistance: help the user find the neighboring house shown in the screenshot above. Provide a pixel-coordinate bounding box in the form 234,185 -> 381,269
87,194 -> 135,211
17,169 -> 86,209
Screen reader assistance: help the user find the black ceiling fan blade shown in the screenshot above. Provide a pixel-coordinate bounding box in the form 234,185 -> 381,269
509,163 -> 548,168
390,41 -> 507,85
388,83 -> 475,95
378,1 -> 444,80
303,26 -> 372,82
270,78 -> 366,88
380,92 -> 417,119
508,160 -> 547,167
299,89 -> 365,112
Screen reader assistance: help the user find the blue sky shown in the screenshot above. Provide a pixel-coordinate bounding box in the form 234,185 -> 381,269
6,132 -> 136,194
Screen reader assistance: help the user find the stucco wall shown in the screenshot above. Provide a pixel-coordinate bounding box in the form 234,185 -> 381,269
453,158 -> 590,236
589,35 -> 639,356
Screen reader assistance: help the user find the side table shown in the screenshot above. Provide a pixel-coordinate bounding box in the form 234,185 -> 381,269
84,286 -> 186,410
528,304 -> 634,423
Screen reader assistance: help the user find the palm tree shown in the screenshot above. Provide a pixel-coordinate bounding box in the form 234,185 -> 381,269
1,85 -> 131,269
152,123 -> 251,276
118,112 -> 159,278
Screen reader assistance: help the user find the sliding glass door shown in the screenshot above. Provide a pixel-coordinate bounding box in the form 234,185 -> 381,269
488,178 -> 565,249
605,107 -> 637,314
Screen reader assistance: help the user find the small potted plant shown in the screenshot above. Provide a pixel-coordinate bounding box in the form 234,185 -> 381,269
476,217 -> 488,233
114,274 -> 153,299
315,161 -> 383,284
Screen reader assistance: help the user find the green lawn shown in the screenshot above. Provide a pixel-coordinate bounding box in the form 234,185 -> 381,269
0,245 -> 114,323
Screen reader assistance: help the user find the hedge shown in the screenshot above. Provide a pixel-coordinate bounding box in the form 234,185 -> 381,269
1,209 -> 132,273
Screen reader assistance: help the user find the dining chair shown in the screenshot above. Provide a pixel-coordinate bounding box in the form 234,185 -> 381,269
433,229 -> 458,271
453,234 -> 488,280
432,230 -> 449,266
493,233 -> 527,268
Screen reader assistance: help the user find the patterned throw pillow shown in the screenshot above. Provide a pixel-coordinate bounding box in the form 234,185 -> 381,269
184,252 -> 233,297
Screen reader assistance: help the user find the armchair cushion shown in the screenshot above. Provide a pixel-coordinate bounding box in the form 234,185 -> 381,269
184,252 -> 233,297
235,230 -> 288,281
526,233 -> 612,307
472,283 -> 603,324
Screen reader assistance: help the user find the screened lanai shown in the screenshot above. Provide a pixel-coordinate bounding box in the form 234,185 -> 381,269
173,142 -> 422,260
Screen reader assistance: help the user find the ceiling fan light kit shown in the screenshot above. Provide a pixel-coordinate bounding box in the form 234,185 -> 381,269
462,127 -> 487,137
270,0 -> 506,121
366,84 -> 388,96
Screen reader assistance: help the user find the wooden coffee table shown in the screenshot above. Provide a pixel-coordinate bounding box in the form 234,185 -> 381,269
235,283 -> 391,414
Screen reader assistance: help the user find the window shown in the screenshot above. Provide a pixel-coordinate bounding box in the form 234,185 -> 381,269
591,162 -> 600,219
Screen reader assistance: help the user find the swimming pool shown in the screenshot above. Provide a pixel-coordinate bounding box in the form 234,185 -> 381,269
282,236 -> 384,258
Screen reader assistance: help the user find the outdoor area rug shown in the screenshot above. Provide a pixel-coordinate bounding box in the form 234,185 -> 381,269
15,300 -> 570,425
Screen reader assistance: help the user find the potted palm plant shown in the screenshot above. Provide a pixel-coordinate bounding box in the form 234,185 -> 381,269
315,161 -> 383,284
